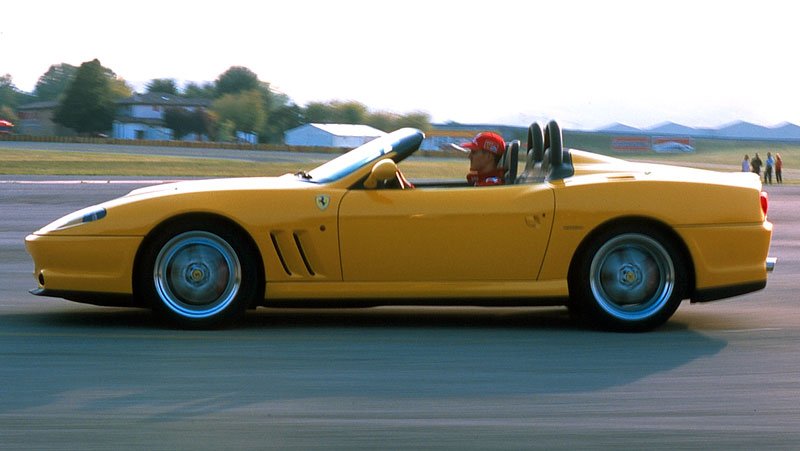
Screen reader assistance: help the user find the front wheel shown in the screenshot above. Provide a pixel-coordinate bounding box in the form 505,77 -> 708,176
137,221 -> 260,328
571,227 -> 687,332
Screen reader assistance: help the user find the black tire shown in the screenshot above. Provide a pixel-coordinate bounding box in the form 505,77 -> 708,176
136,220 -> 260,328
571,225 -> 686,332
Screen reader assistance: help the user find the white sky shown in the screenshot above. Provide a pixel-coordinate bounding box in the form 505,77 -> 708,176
3,0 -> 799,130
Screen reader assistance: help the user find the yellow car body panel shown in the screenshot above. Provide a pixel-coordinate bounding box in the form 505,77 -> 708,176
337,184 -> 554,282
538,171 -> 771,292
26,235 -> 142,294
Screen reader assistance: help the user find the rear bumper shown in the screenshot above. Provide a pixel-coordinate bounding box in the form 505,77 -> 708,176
691,280 -> 766,303
678,222 -> 773,292
691,256 -> 775,303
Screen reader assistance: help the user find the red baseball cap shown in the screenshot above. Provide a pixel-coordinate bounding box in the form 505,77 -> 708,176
461,132 -> 506,157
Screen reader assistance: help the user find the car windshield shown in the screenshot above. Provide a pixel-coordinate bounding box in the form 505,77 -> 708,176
305,128 -> 424,183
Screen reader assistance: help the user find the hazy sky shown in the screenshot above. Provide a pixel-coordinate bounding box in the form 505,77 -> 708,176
3,0 -> 798,130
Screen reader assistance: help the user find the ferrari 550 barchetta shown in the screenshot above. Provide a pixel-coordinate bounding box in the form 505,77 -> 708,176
26,121 -> 775,331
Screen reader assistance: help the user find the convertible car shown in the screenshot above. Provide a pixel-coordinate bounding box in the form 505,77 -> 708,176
25,121 -> 775,331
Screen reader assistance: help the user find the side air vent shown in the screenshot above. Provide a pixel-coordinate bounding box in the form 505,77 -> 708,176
269,231 -> 318,277
270,233 -> 291,276
293,233 -> 316,276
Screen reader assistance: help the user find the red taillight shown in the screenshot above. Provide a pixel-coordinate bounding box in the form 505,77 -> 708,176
760,191 -> 769,217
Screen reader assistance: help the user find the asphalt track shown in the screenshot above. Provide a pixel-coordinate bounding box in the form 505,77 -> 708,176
1,178 -> 799,450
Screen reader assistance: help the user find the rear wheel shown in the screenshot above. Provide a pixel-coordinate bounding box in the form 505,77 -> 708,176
571,226 -> 686,331
137,220 -> 259,328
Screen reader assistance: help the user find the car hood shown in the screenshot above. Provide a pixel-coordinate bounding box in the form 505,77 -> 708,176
34,173 -> 325,236
125,173 -> 312,198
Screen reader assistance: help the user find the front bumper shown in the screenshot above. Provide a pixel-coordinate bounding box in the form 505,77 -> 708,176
25,233 -> 142,297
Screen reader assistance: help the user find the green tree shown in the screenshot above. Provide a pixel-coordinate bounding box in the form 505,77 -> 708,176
364,111 -> 396,132
211,89 -> 266,138
164,107 -> 194,139
215,66 -> 259,97
182,81 -> 215,99
394,111 -> 431,131
302,101 -> 332,123
146,78 -> 178,95
261,101 -> 303,143
217,119 -> 236,142
0,74 -> 32,111
104,68 -> 133,100
164,107 -> 213,140
0,74 -> 17,109
33,64 -> 78,102
302,100 -> 369,124
53,59 -> 117,134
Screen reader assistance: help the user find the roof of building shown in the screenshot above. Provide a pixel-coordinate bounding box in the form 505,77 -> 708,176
300,123 -> 386,137
17,101 -> 59,110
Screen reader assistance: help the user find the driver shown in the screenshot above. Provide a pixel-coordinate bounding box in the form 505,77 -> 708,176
460,132 -> 507,186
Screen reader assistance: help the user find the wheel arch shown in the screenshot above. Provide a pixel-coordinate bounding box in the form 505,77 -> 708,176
132,212 -> 266,308
567,216 -> 695,298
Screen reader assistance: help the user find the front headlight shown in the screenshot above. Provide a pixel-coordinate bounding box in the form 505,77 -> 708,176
40,206 -> 107,233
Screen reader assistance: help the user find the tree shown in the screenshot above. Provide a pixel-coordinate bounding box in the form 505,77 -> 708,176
302,100 -> 368,124
164,107 -> 213,140
211,89 -> 266,138
215,66 -> 259,97
363,111 -> 396,132
335,101 -> 368,124
183,81 -> 215,99
146,78 -> 178,95
0,74 -> 32,111
0,74 -> 18,109
33,63 -> 78,102
104,68 -> 133,100
53,59 -> 117,134
394,111 -> 431,131
261,101 -> 303,143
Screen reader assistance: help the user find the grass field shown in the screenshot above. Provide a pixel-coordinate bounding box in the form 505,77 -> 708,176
0,147 -> 469,179
0,148 -> 315,177
1,136 -> 797,183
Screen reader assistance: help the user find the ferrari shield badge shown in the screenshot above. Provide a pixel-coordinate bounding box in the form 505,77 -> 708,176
315,194 -> 330,211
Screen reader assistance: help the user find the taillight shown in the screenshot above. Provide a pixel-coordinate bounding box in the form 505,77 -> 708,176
760,191 -> 769,217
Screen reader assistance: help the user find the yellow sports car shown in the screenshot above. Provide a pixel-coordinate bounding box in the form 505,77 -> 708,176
25,121 -> 775,331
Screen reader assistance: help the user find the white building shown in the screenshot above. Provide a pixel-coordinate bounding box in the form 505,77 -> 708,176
284,123 -> 386,148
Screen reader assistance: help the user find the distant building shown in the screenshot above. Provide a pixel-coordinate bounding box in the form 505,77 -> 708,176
284,123 -> 386,148
15,101 -> 74,136
113,92 -> 211,141
15,93 -> 212,140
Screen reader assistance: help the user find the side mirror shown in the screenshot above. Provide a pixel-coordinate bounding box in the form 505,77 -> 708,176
364,159 -> 398,189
